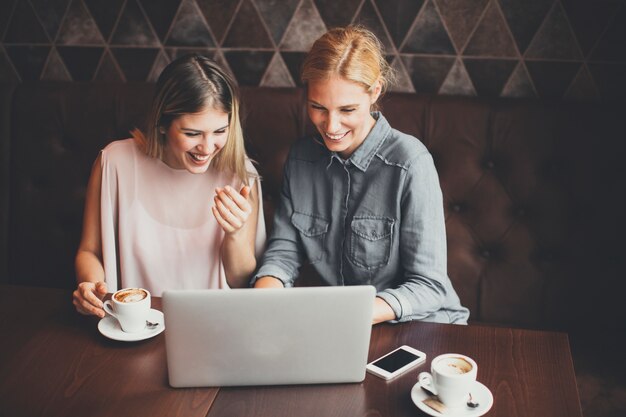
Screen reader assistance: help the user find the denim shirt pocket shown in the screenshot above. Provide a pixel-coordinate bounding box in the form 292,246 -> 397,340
349,216 -> 395,270
291,212 -> 329,264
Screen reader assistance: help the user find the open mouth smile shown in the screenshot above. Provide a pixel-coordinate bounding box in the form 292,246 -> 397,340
325,131 -> 349,141
188,152 -> 210,163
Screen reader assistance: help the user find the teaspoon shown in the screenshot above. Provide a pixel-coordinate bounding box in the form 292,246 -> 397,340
467,393 -> 479,408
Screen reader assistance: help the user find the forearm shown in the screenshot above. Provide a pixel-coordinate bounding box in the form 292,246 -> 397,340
254,276 -> 285,288
221,233 -> 256,288
75,250 -> 105,284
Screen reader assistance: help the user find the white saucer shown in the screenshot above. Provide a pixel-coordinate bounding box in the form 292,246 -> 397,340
411,380 -> 493,417
98,309 -> 165,342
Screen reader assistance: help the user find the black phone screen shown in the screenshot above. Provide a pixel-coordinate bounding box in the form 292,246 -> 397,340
372,348 -> 422,373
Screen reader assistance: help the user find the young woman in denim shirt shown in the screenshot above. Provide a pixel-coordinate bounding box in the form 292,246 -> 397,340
254,26 -> 469,325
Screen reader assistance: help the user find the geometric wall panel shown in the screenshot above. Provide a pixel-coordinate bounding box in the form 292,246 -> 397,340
439,59 -> 476,96
436,0 -> 488,51
464,58 -> 518,97
0,50 -> 19,83
223,0 -> 272,48
564,65 -> 599,101
224,51 -> 274,86
402,55 -> 455,93
260,52 -> 295,87
30,0 -> 72,42
5,46 -> 50,81
110,0 -> 159,46
256,0 -> 300,45
58,0 -> 105,45
93,50 -> 124,82
166,0 -> 215,47
0,1 -> 17,39
41,48 -> 72,81
0,0 -> 624,101
4,1 -> 49,44
561,0 -> 619,57
280,0 -> 327,51
525,60 -> 581,99
589,4 -> 626,62
525,2 -> 582,60
463,0 -> 517,57
111,47 -> 160,81
402,0 -> 455,54
56,46 -> 103,81
280,51 -> 308,86
588,63 -> 626,101
84,0 -> 125,41
499,0 -> 554,54
375,0 -> 425,48
501,62 -> 536,98
353,0 -> 394,51
140,0 -> 181,42
314,0 -> 361,29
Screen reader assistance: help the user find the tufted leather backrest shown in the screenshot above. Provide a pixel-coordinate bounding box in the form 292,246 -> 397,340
3,82 -> 625,332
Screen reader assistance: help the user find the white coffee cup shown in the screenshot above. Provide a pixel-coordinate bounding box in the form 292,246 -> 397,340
103,288 -> 151,333
418,353 -> 477,408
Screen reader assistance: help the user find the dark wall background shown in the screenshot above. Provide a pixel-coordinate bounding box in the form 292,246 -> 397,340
0,0 -> 625,100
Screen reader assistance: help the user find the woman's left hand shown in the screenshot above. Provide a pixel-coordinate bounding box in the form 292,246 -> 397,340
212,185 -> 252,235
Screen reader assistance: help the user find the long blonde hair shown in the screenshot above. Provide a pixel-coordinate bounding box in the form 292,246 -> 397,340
301,25 -> 395,107
132,54 -> 252,185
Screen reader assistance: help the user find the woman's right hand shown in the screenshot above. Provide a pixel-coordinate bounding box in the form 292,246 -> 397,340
73,281 -> 108,318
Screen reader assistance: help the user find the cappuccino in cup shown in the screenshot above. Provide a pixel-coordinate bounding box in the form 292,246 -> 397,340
113,288 -> 148,303
433,356 -> 473,376
104,288 -> 151,333
418,354 -> 477,408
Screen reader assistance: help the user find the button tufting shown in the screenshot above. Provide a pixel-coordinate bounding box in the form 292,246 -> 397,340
481,249 -> 491,258
485,161 -> 495,169
452,204 -> 462,213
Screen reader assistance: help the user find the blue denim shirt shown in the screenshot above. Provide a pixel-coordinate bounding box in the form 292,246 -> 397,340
255,113 -> 469,324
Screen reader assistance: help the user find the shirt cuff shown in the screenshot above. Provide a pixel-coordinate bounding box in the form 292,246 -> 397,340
377,289 -> 412,323
251,265 -> 293,287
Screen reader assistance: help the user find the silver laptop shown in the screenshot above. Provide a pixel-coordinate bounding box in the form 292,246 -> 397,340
162,285 -> 375,387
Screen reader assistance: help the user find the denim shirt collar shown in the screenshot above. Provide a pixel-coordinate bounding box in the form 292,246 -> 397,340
326,112 -> 391,172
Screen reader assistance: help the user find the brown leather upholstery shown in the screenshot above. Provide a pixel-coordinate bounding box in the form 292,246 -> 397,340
2,82 -> 625,335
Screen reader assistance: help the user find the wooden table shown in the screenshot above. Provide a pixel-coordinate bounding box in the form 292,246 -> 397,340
0,285 -> 582,417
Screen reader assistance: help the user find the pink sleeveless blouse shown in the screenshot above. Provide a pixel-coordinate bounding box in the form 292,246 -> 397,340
99,139 -> 266,296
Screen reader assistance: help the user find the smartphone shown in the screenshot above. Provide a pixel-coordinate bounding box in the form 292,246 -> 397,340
366,345 -> 427,380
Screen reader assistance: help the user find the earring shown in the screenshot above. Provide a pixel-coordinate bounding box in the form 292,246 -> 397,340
159,127 -> 166,134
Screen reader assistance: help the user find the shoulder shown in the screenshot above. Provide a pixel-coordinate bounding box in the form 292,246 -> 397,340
376,125 -> 431,169
101,138 -> 138,160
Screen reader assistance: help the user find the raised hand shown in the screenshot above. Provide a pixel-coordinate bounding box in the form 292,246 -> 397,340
212,185 -> 253,235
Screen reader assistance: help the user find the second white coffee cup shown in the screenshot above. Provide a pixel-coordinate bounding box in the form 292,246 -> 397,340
103,288 -> 151,333
418,353 -> 478,408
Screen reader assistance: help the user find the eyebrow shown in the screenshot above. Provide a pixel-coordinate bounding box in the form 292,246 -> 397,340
308,100 -> 360,110
180,125 -> 229,133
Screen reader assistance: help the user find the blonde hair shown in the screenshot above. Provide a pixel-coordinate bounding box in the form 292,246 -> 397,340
132,54 -> 252,185
301,25 -> 395,102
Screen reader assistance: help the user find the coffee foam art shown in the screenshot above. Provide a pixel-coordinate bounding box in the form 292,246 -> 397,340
435,357 -> 473,375
114,289 -> 148,303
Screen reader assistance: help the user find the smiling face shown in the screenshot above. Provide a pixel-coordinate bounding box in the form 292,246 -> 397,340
307,75 -> 381,159
161,107 -> 229,174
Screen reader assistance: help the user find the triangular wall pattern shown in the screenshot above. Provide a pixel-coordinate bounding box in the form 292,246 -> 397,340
0,0 -> 623,100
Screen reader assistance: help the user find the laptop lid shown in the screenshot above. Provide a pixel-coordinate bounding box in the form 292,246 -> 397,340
162,285 -> 375,387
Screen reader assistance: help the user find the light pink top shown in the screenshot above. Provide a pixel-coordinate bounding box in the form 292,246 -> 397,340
99,139 -> 266,296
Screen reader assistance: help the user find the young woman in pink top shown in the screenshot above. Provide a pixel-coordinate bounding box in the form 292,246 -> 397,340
73,55 -> 266,318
